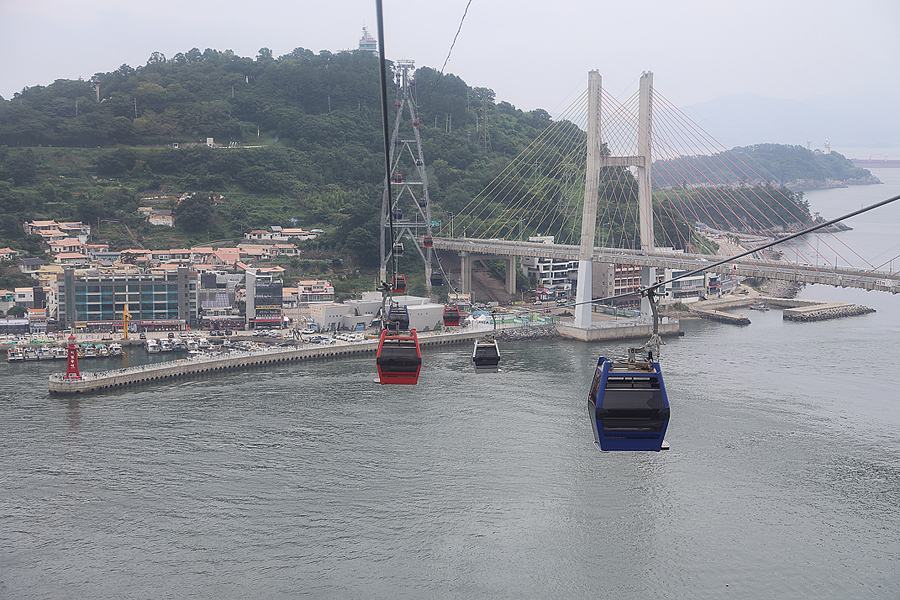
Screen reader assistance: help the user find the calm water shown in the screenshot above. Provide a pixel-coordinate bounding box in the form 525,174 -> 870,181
2,178 -> 899,599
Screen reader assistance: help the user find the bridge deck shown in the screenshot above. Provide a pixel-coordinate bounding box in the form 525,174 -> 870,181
435,237 -> 900,294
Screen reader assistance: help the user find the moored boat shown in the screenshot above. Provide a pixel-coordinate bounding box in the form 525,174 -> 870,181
7,346 -> 25,362
146,339 -> 160,353
109,343 -> 123,356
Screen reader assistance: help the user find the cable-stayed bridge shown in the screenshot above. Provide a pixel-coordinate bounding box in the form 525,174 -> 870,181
384,69 -> 900,317
432,237 -> 900,296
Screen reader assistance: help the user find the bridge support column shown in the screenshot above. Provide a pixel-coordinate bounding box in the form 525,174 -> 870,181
575,70 -> 602,328
640,266 -> 657,322
506,257 -> 516,296
459,252 -> 471,298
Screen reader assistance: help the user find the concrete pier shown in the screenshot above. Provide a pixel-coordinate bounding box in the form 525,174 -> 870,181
557,320 -> 680,342
688,296 -> 875,325
48,328 -> 494,395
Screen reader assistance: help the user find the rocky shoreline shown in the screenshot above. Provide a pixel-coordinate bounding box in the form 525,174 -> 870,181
783,304 -> 876,322
493,325 -> 560,342
760,279 -> 805,298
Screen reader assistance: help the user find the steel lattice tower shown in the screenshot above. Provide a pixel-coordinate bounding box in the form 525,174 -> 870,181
379,60 -> 435,294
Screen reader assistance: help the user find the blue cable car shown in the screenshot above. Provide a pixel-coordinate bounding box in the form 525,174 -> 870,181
588,356 -> 670,451
430,270 -> 443,286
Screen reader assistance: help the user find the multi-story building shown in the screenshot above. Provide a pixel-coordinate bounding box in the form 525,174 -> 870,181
57,266 -> 198,331
593,263 -> 644,307
520,236 -> 578,291
656,268 -> 708,305
296,280 -> 335,304
245,269 -> 283,329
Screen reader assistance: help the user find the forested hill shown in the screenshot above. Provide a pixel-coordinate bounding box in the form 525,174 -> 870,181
653,143 -> 878,190
0,47 -> 560,258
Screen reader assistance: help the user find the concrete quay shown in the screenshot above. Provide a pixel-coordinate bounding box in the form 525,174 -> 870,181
688,295 -> 875,325
557,319 -> 680,342
47,327 -> 497,395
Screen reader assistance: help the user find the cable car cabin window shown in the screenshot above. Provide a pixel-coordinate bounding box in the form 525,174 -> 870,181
376,339 -> 422,372
473,347 -> 499,365
598,376 -> 666,432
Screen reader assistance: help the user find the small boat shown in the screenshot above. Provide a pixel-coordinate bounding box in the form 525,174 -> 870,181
158,339 -> 172,352
749,303 -> 769,311
37,347 -> 55,360
185,339 -> 199,351
108,343 -> 123,356
53,346 -> 68,360
146,339 -> 160,353
81,344 -> 97,359
198,337 -> 211,350
23,347 -> 40,361
7,346 -> 25,362
96,344 -> 110,357
171,338 -> 186,351
472,336 -> 501,373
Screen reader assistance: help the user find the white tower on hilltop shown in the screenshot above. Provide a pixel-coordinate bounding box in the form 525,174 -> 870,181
359,26 -> 377,53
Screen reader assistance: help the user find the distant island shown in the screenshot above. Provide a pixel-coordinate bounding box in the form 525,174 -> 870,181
653,143 -> 879,191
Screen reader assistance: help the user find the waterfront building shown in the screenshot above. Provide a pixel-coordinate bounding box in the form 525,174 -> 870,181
56,266 -> 198,331
593,262 -> 643,307
520,236 -> 578,292
245,269 -> 283,329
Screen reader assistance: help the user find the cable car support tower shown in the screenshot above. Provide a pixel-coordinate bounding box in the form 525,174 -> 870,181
379,59 -> 435,295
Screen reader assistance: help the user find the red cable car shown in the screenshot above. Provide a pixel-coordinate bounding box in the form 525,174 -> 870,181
442,305 -> 461,327
392,274 -> 407,294
413,119 -> 419,127
393,173 -> 403,183
423,235 -> 433,247
376,329 -> 422,385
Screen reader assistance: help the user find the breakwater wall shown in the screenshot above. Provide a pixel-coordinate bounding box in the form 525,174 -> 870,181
688,296 -> 875,326
782,303 -> 876,322
690,308 -> 751,326
48,328 -> 492,395
494,325 -> 560,342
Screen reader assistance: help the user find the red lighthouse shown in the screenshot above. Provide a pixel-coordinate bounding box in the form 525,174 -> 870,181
64,333 -> 81,381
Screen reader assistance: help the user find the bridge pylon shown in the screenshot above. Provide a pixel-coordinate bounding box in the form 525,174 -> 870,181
574,71 -> 655,327
379,60 -> 434,294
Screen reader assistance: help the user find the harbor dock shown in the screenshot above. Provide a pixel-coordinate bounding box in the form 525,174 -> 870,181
49,328 -> 495,394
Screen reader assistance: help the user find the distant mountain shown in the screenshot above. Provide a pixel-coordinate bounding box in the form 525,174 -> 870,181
653,143 -> 878,191
679,90 -> 900,150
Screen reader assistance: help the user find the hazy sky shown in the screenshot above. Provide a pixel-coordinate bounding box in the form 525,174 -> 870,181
2,0 -> 898,114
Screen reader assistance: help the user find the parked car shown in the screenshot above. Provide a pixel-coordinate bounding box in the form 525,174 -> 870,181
139,332 -> 147,339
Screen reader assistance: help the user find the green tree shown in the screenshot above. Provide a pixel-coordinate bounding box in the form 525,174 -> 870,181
175,192 -> 215,232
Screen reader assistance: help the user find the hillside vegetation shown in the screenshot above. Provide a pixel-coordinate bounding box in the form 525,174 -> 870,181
0,46 -> 840,283
653,143 -> 876,190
